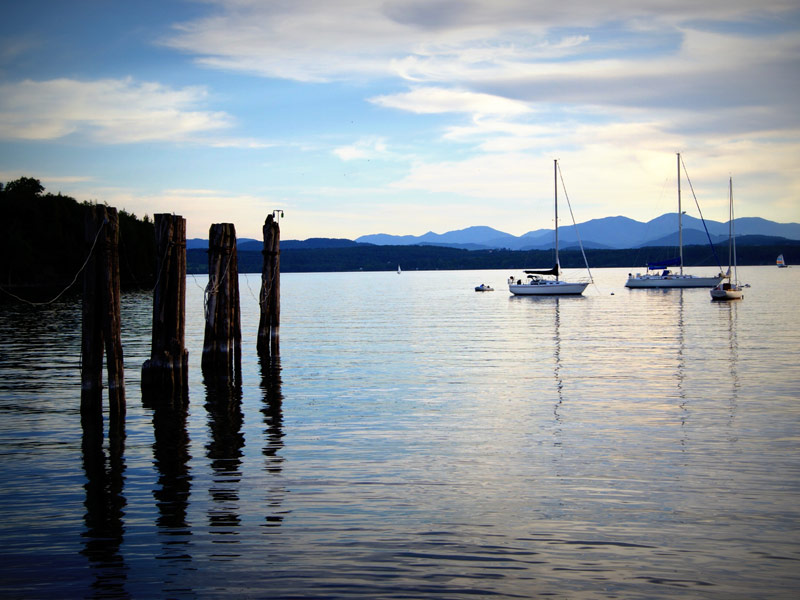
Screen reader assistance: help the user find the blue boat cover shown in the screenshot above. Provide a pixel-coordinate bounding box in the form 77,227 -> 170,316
647,257 -> 681,270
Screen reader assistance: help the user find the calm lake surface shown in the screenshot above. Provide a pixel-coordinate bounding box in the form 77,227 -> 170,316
1,267 -> 798,599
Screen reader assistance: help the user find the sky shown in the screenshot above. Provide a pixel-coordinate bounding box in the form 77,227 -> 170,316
1,0 -> 799,241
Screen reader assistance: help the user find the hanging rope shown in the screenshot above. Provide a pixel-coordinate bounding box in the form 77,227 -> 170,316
203,245 -> 235,321
556,162 -> 594,284
150,238 -> 177,293
0,219 -> 106,306
243,271 -> 259,302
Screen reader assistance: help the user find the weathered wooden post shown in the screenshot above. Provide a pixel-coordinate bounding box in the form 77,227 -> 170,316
257,212 -> 281,356
202,223 -> 241,383
81,204 -> 125,434
142,214 -> 189,402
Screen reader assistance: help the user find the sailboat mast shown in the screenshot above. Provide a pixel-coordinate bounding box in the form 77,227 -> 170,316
554,159 -> 559,281
727,176 -> 733,277
677,152 -> 683,275
731,177 -> 737,282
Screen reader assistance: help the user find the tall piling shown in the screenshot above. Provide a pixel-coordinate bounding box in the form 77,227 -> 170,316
81,204 -> 125,434
142,213 -> 189,402
257,213 -> 281,356
202,223 -> 241,383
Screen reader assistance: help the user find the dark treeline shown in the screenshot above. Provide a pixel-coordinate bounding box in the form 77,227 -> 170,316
3,177 -> 796,286
0,177 -> 156,298
188,239 -> 800,274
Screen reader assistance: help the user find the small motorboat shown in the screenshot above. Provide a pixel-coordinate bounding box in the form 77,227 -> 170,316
474,284 -> 494,292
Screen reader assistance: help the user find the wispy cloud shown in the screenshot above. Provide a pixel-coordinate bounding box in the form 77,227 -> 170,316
161,0 -> 800,144
334,137 -> 390,161
370,87 -> 531,116
0,77 -> 233,143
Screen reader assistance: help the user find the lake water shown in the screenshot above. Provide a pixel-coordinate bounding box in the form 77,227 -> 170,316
0,267 -> 798,599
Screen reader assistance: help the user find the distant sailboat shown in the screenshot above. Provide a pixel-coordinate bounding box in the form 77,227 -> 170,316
397,264 -> 401,274
626,153 -> 724,289
711,177 -> 744,301
777,254 -> 788,268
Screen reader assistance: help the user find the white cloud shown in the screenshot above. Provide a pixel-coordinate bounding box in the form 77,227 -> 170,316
333,137 -> 389,161
0,78 -> 233,143
370,87 -> 531,116
163,1 -> 798,82
162,1 -> 800,137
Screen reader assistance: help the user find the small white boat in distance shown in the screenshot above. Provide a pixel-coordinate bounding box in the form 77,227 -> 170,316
509,159 -> 592,296
626,153 -> 724,289
711,177 -> 744,301
474,284 -> 494,292
777,254 -> 788,268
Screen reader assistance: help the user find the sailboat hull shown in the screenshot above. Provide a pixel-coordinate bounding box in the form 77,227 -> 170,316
710,287 -> 743,300
625,274 -> 723,288
509,281 -> 588,296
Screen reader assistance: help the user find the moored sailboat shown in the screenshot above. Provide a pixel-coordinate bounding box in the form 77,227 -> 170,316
626,154 -> 724,289
711,177 -> 744,300
509,160 -> 592,296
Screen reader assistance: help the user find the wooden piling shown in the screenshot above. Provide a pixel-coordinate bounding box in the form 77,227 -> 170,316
142,214 -> 189,402
81,204 -> 125,433
257,213 -> 280,356
202,223 -> 241,382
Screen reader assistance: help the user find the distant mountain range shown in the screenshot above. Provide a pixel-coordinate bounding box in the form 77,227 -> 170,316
355,213 -> 800,250
185,213 -> 800,252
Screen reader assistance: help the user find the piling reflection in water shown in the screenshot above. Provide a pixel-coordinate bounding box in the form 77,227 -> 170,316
81,422 -> 128,598
204,378 -> 244,551
259,353 -> 288,527
147,391 -> 193,573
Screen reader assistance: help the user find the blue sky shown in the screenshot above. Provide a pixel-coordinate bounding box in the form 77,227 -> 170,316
1,0 -> 798,241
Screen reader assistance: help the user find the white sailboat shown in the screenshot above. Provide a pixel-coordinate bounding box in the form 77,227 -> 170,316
509,160 -> 591,296
711,177 -> 744,300
626,153 -> 724,289
777,254 -> 788,268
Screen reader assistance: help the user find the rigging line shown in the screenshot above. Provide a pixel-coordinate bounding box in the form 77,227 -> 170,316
679,155 -> 723,272
189,272 -> 206,291
0,219 -> 107,306
556,162 -> 594,284
243,271 -> 259,303
634,175 -> 672,267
